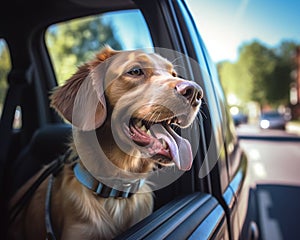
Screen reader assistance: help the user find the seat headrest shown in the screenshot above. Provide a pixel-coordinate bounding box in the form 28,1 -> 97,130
29,124 -> 72,163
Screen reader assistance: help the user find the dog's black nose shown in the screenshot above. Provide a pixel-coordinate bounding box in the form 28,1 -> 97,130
175,81 -> 203,107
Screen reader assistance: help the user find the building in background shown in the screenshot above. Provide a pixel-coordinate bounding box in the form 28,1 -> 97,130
290,46 -> 300,119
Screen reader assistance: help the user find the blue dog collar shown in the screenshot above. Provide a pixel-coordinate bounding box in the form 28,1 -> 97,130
73,163 -> 145,198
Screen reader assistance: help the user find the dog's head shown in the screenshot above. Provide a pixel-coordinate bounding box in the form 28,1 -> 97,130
51,46 -> 203,171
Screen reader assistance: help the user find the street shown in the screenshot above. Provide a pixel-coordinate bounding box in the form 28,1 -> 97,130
237,124 -> 300,240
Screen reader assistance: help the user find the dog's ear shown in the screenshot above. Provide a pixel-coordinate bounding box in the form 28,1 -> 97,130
50,46 -> 120,130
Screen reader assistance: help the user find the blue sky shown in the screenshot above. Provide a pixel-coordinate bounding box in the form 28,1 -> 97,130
3,1 -> 298,65
186,0 -> 300,62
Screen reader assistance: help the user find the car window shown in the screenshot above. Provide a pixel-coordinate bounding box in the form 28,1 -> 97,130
176,0 -> 230,189
0,39 -> 11,118
45,9 -> 153,85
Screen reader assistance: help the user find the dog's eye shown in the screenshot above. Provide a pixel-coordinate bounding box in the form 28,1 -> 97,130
127,68 -> 144,76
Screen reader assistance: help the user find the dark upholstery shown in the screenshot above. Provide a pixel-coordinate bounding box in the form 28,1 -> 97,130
8,124 -> 72,198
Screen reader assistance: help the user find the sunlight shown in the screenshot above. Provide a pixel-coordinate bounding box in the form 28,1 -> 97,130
253,163 -> 267,178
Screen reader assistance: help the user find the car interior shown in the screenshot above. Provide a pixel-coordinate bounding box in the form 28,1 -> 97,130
0,0 -> 253,239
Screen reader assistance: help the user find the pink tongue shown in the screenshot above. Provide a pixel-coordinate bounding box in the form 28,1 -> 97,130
150,124 -> 193,171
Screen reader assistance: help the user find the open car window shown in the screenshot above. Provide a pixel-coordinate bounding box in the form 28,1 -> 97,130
45,9 -> 153,85
0,39 -> 11,118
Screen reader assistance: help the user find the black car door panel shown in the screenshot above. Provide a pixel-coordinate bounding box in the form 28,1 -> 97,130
116,192 -> 229,240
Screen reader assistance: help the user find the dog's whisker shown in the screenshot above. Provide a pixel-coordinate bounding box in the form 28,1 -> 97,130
199,109 -> 208,120
148,110 -> 159,123
170,55 -> 185,65
153,112 -> 161,123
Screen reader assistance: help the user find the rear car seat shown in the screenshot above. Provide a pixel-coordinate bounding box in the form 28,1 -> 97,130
8,123 -> 72,198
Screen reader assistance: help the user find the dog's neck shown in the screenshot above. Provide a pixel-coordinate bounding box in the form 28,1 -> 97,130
73,162 -> 145,198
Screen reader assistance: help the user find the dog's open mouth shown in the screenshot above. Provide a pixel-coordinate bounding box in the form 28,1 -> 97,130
128,117 -> 193,171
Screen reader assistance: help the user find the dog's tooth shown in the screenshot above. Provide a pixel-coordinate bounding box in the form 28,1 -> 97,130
167,119 -> 171,125
147,129 -> 152,136
162,139 -> 168,149
140,125 -> 147,132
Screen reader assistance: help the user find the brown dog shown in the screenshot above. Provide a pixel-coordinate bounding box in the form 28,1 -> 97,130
8,46 -> 203,239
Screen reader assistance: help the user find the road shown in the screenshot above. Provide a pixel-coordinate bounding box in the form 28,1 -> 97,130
238,126 -> 300,185
236,124 -> 300,240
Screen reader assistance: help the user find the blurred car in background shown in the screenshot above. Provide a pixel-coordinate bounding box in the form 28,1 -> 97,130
259,111 -> 286,130
232,113 -> 248,126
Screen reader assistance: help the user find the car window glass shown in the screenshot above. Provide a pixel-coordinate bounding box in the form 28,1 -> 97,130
179,1 -> 232,188
45,9 -> 153,85
0,39 -> 11,118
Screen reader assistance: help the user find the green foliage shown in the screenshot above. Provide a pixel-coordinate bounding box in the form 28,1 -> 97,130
218,60 -> 252,102
0,40 -> 11,110
239,41 -> 277,105
218,40 -> 298,108
46,15 -> 122,85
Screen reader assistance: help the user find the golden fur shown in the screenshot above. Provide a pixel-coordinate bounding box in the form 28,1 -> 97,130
8,46 -> 202,239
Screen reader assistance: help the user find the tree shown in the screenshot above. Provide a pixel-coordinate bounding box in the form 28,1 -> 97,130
267,41 -> 298,105
218,40 -> 297,108
218,60 -> 252,103
238,41 -> 277,106
46,15 -> 122,85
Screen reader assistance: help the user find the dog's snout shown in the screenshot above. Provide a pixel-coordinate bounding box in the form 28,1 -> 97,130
175,81 -> 203,107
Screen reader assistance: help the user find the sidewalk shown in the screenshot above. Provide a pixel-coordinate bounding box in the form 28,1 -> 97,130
286,122 -> 300,136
